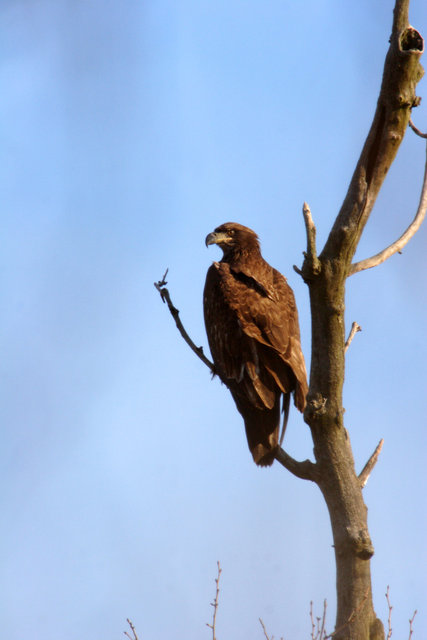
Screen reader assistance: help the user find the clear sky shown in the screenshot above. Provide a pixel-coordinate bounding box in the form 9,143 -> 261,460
1,1 -> 426,639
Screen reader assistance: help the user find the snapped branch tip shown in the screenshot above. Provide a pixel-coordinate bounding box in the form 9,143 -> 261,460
359,438 -> 384,488
298,202 -> 321,280
344,322 -> 362,353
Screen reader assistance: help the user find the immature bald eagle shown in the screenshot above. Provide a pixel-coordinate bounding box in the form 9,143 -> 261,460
204,222 -> 308,466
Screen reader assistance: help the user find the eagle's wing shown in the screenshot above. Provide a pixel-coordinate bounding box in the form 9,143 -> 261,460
204,262 -> 308,412
204,263 -> 250,383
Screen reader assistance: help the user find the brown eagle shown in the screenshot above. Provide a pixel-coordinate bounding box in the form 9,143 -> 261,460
203,222 -> 308,466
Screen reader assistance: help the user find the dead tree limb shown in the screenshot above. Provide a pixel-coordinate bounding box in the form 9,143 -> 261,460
154,270 -> 215,374
274,447 -> 318,482
409,118 -> 427,138
349,142 -> 427,276
259,618 -> 272,640
344,322 -> 362,353
358,439 -> 385,488
318,3 -> 424,273
295,202 -> 321,281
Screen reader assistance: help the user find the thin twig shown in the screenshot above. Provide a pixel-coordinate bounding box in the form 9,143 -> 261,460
344,322 -> 362,353
206,561 -> 222,640
154,269 -> 215,373
325,589 -> 369,638
349,142 -> 427,276
259,618 -> 273,640
358,439 -> 384,488
408,609 -> 417,640
124,619 -> 139,640
409,118 -> 427,139
319,600 -> 327,639
309,600 -> 327,639
386,586 -> 393,640
310,602 -> 316,640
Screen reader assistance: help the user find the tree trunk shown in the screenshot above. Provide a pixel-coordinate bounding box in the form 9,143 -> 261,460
301,3 -> 424,634
304,262 -> 382,639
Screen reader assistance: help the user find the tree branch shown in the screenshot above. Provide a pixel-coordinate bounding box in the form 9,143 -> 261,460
294,202 -> 321,280
385,586 -> 393,640
409,118 -> 427,138
274,447 -> 318,482
348,141 -> 427,276
124,619 -> 139,640
310,600 -> 323,640
408,609 -> 417,640
344,322 -> 362,353
358,439 -> 384,488
259,618 -> 272,640
154,270 -> 215,373
321,5 -> 424,268
206,562 -> 221,640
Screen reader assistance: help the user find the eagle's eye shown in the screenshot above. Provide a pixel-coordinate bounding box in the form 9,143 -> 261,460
227,229 -> 235,236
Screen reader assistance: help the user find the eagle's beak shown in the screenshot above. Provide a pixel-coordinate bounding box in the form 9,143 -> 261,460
205,232 -> 217,247
205,231 -> 229,247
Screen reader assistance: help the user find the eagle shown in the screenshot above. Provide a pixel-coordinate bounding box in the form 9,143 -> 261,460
203,222 -> 308,466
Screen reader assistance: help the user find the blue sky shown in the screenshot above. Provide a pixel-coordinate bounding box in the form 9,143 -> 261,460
1,1 -> 426,639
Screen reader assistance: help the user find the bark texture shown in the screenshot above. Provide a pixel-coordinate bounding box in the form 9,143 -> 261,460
300,1 -> 424,637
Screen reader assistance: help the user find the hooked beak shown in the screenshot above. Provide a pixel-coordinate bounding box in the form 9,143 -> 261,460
205,231 -> 229,247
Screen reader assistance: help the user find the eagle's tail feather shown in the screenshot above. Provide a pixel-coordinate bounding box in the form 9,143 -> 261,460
232,391 -> 281,467
279,392 -> 291,447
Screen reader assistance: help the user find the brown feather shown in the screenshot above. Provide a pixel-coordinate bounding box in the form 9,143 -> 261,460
204,222 -> 308,466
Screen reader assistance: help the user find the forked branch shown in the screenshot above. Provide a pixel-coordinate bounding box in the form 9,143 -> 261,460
408,609 -> 418,640
321,0 -> 424,268
307,591 -> 370,639
385,585 -> 417,640
124,619 -> 139,640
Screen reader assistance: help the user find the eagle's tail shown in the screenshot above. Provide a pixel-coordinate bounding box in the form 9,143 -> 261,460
232,392 -> 282,467
279,392 -> 291,447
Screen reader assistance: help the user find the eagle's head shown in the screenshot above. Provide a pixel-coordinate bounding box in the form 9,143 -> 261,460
205,222 -> 260,259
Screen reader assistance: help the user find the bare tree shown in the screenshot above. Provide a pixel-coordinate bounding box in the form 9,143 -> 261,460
155,1 -> 425,638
